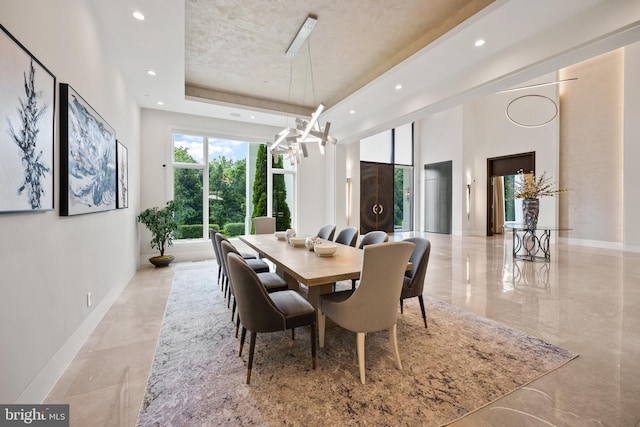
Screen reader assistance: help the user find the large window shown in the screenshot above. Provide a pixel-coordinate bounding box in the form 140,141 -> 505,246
172,132 -> 249,239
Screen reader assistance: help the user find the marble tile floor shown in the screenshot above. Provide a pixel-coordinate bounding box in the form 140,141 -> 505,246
45,233 -> 640,426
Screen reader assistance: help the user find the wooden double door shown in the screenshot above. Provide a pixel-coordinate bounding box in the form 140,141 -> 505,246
360,161 -> 394,234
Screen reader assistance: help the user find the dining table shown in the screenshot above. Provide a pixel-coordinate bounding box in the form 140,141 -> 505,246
238,234 -> 365,308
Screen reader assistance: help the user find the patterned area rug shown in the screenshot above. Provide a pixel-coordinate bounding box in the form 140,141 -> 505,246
137,264 -> 577,426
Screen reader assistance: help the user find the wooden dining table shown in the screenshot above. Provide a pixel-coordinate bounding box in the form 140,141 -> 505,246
238,234 -> 364,308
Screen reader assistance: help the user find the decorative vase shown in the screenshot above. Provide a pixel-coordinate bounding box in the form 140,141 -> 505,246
522,198 -> 540,230
305,236 -> 322,251
285,228 -> 296,243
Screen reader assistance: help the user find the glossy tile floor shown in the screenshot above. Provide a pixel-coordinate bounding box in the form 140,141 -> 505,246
45,233 -> 640,426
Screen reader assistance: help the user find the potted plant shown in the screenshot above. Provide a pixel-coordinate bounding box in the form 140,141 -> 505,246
137,200 -> 180,267
514,170 -> 569,230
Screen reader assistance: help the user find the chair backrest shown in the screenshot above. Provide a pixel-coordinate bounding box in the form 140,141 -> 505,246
403,237 -> 431,294
220,239 -> 239,286
317,224 -> 336,241
210,229 -> 220,259
215,233 -> 232,278
338,241 -> 414,333
226,253 -> 286,332
334,227 -> 359,247
253,216 -> 276,234
358,230 -> 388,249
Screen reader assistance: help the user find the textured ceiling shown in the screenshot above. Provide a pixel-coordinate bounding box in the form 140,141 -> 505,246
184,0 -> 494,115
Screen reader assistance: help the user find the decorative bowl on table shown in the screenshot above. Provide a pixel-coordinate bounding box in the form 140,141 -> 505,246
314,243 -> 337,257
305,236 -> 322,251
289,236 -> 307,247
274,231 -> 286,240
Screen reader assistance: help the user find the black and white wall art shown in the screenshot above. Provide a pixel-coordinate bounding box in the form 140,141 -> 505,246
116,140 -> 128,209
60,83 -> 116,216
0,23 -> 56,213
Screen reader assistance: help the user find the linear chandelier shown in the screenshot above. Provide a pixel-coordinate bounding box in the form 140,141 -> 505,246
271,14 -> 336,164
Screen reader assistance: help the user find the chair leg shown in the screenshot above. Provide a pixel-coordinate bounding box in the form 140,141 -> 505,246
239,327 -> 247,356
231,299 -> 236,321
247,331 -> 257,384
318,310 -> 326,347
389,323 -> 402,371
235,315 -> 240,338
351,279 -> 356,290
418,295 -> 428,328
291,328 -> 295,340
357,332 -> 366,384
310,323 -> 316,369
217,265 -> 221,286
400,298 -> 404,314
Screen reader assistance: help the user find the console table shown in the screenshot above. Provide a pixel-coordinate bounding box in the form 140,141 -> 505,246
503,224 -> 571,262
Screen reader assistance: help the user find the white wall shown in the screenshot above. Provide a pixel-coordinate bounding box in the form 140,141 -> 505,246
415,74 -> 560,236
0,0 -> 140,403
624,42 -> 640,251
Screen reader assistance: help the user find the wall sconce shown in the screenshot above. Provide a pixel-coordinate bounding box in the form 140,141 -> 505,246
346,177 -> 352,225
405,190 -> 411,201
466,184 -> 471,219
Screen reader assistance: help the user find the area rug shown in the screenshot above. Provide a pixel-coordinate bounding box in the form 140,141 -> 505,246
136,264 -> 577,426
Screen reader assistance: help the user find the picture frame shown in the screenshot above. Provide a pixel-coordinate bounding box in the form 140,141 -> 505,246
0,23 -> 56,213
59,83 -> 116,216
116,140 -> 129,209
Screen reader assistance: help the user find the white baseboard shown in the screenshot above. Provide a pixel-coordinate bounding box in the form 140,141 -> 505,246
558,236 -> 624,251
16,279 -> 130,404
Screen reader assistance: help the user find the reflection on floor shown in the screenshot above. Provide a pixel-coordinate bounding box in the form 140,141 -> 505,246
45,233 -> 640,426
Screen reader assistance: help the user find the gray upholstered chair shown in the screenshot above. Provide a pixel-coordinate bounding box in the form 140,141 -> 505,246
357,230 -> 389,249
400,237 -> 431,328
252,216 -> 276,234
215,233 -> 264,300
334,227 -> 359,247
227,252 -> 316,384
316,224 -> 336,241
351,230 -> 389,289
221,240 -> 288,335
212,231 -> 255,292
318,241 -> 415,384
210,229 -> 223,288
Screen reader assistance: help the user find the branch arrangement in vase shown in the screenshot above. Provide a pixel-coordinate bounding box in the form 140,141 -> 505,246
514,169 -> 570,199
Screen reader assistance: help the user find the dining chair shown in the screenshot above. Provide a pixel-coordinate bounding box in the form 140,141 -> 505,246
317,241 -> 415,384
334,227 -> 359,247
221,240 -> 288,334
351,230 -> 389,289
316,224 -> 336,241
209,229 -> 223,288
215,233 -> 263,300
399,237 -> 431,328
252,216 -> 276,234
227,252 -> 316,384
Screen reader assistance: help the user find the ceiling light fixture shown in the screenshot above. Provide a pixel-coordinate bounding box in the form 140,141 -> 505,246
474,39 -> 485,47
285,15 -> 317,58
133,11 -> 145,21
147,70 -> 156,76
271,14 -> 337,165
395,84 -> 402,90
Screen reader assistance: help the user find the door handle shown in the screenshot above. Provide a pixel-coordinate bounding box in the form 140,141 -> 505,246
372,204 -> 384,215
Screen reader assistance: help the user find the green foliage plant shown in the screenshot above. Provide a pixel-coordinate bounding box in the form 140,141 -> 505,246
137,200 -> 180,257
251,144 -> 291,232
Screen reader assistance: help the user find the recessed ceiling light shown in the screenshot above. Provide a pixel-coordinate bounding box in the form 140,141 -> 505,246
395,84 -> 402,90
349,110 -> 355,115
147,70 -> 156,76
157,101 -> 164,105
250,115 -> 256,119
133,11 -> 145,21
474,39 -> 485,47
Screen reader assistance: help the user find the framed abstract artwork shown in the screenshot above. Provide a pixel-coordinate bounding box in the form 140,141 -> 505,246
116,140 -> 129,209
0,23 -> 56,213
59,83 -> 116,216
